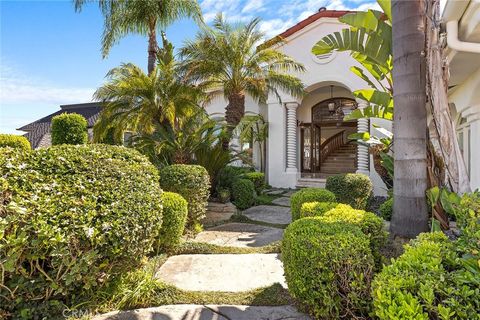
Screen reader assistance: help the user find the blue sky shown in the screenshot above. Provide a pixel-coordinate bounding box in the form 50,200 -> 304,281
0,0 -> 379,135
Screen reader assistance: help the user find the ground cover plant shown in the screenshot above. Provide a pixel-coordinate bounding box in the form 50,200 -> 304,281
0,145 -> 163,318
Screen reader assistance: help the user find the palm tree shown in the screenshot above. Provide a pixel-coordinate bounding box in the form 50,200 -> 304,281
180,14 -> 305,147
74,0 -> 203,74
93,33 -> 205,146
390,0 -> 429,238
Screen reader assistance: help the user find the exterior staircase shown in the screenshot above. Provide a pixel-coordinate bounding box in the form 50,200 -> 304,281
320,143 -> 357,174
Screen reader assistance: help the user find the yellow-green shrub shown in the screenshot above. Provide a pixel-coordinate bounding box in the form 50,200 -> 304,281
299,201 -> 338,219
326,173 -> 372,209
243,172 -> 266,193
290,188 -> 336,221
0,134 -> 30,150
51,113 -> 88,145
282,218 -> 374,319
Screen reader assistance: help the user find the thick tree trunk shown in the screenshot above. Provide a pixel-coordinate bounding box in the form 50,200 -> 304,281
223,92 -> 246,149
425,0 -> 471,194
147,27 -> 158,75
390,0 -> 430,238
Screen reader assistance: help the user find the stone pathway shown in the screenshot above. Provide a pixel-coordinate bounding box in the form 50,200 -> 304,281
156,254 -> 286,291
271,197 -> 290,207
94,305 -> 310,320
201,202 -> 237,226
193,223 -> 283,247
242,205 -> 291,224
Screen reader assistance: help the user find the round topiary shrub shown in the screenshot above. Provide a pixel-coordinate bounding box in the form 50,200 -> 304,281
320,203 -> 387,266
216,165 -> 254,194
243,172 -> 266,194
0,145 -> 163,317
326,173 -> 373,209
300,201 -> 338,219
282,218 -> 374,319
159,164 -> 210,233
290,188 -> 336,221
379,197 -> 393,221
231,178 -> 256,210
155,192 -> 188,251
0,133 -> 31,150
51,112 -> 88,145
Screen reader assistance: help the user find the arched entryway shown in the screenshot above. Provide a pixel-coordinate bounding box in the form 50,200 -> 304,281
300,96 -> 358,178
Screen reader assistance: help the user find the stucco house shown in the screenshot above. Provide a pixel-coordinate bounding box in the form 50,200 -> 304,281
18,3 -> 480,195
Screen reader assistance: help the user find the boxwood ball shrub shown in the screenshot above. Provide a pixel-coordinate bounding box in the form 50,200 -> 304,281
300,201 -> 338,219
319,204 -> 387,266
290,188 -> 336,221
0,133 -> 31,150
156,192 -> 188,251
379,197 -> 393,221
326,173 -> 373,209
231,178 -> 256,210
0,145 -> 163,317
216,165 -> 254,194
372,232 -> 480,319
243,172 -> 266,194
282,218 -> 374,319
51,112 -> 88,145
160,164 -> 210,232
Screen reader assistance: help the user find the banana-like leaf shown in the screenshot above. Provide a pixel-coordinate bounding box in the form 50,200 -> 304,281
350,66 -> 379,90
339,10 -> 381,31
354,89 -> 392,108
344,105 -> 392,121
377,0 -> 392,21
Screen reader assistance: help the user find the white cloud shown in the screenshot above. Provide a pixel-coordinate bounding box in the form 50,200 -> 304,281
0,63 -> 95,105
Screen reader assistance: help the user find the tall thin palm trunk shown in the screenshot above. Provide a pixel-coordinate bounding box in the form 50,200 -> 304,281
390,0 -> 429,238
147,23 -> 158,75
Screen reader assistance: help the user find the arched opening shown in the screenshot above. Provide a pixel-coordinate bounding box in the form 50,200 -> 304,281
300,96 -> 358,178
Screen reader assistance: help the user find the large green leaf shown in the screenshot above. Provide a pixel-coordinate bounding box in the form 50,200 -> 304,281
354,89 -> 392,107
339,10 -> 380,31
377,0 -> 392,22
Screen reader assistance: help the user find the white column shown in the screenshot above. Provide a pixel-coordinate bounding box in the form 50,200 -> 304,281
285,102 -> 299,173
467,114 -> 480,190
356,98 -> 370,175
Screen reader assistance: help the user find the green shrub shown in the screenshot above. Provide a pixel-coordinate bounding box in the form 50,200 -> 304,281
231,178 -> 256,210
156,192 -> 188,251
0,145 -> 163,317
372,232 -> 480,319
282,218 -> 374,319
290,188 -> 336,221
319,204 -> 387,266
379,197 -> 393,221
217,187 -> 231,203
244,172 -> 266,194
51,113 -> 88,145
216,166 -> 254,193
0,134 -> 30,150
299,201 -> 338,219
326,173 -> 373,209
159,164 -> 210,233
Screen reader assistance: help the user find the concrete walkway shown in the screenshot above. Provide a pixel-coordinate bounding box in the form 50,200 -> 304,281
156,253 -> 286,291
94,304 -> 310,320
193,223 -> 283,247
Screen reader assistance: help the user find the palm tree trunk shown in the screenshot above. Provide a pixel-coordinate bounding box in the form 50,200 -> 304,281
147,26 -> 158,75
390,0 -> 429,238
223,92 -> 246,149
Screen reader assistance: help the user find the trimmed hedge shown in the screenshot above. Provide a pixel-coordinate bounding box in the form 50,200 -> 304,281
282,218 -> 374,319
319,204 -> 387,266
244,172 -> 266,194
0,145 -> 163,317
0,133 -> 30,150
51,113 -> 88,145
372,232 -> 480,319
326,173 -> 373,209
379,197 -> 393,221
159,164 -> 210,233
231,178 -> 256,210
299,201 -> 338,219
290,188 -> 336,221
156,192 -> 188,251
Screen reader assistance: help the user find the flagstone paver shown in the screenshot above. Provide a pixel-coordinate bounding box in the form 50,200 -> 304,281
265,189 -> 285,195
283,190 -> 297,197
193,223 -> 284,247
271,196 -> 290,207
201,202 -> 237,225
242,205 -> 291,224
156,253 -> 286,292
93,304 -> 311,320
